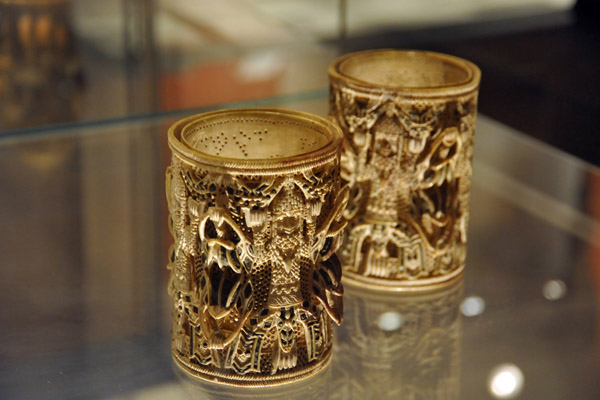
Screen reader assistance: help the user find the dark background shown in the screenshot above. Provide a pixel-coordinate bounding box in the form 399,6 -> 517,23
337,0 -> 600,166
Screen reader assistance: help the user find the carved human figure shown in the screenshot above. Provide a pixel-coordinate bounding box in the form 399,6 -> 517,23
166,109 -> 346,385
329,50 -> 480,289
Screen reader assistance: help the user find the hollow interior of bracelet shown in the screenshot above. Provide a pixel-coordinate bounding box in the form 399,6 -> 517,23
339,51 -> 471,88
183,114 -> 331,160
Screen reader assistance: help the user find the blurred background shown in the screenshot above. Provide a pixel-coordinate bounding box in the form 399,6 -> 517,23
1,0 -> 598,164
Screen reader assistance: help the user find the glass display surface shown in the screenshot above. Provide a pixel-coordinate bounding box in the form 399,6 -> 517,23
1,88 -> 599,399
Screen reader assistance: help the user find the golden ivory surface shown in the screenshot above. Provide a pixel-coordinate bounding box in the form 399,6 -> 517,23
166,109 -> 347,386
329,49 -> 481,290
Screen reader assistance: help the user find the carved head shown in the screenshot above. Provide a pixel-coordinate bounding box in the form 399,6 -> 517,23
277,307 -> 297,353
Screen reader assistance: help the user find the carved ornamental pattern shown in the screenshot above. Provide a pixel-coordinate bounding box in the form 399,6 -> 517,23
329,82 -> 478,288
166,111 -> 347,386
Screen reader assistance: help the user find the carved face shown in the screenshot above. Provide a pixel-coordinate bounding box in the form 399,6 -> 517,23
272,214 -> 304,267
370,131 -> 401,184
374,132 -> 399,158
276,215 -> 302,242
277,307 -> 297,353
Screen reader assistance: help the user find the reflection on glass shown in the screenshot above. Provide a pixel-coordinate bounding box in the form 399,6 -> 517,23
542,279 -> 567,301
460,295 -> 485,317
488,363 -> 524,399
174,361 -> 330,400
0,0 -> 83,129
331,277 -> 464,399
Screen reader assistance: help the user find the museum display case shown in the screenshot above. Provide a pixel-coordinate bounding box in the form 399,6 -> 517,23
1,91 -> 599,399
1,1 -> 599,399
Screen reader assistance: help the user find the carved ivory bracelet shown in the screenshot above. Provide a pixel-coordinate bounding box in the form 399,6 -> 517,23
329,50 -> 481,291
166,108 -> 348,386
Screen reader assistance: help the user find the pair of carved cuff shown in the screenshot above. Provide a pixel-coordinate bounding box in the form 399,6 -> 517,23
166,50 -> 480,386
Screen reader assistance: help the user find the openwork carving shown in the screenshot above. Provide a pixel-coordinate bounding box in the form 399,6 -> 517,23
329,50 -> 480,290
166,109 -> 347,386
331,277 -> 463,399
